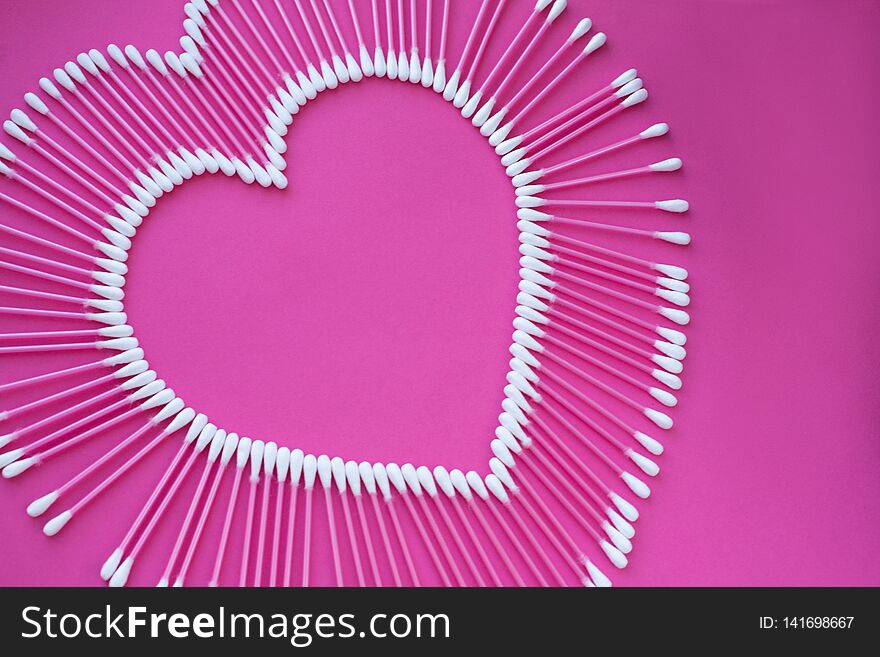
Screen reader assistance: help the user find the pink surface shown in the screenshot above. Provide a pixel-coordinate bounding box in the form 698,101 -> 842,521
1,0 -> 879,586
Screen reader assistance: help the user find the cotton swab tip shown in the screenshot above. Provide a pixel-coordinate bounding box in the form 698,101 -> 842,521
621,471 -> 651,499
3,456 -> 36,478
655,199 -> 689,213
644,407 -> 674,429
43,510 -> 72,536
609,492 -> 639,521
27,490 -> 59,517
584,558 -> 612,587
633,431 -> 664,456
626,449 -> 660,477
0,448 -> 23,469
109,556 -> 134,587
599,540 -> 627,569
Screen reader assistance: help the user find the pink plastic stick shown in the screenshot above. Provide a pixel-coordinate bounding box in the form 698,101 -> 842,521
301,487 -> 314,586
463,0 -> 507,82
238,476 -> 259,586
483,498 -> 548,585
415,494 -> 465,585
399,492 -> 451,586
0,219 -> 94,265
339,491 -> 366,586
369,494 -> 401,586
383,497 -> 419,586
176,458 -> 229,585
209,463 -> 245,587
253,469 -> 272,586
282,481 -> 299,587
467,498 -> 526,586
453,0 -> 492,73
478,4 -> 539,91
324,486 -> 344,586
269,473 -> 285,587
353,494 -> 382,585
449,495 -> 501,586
0,358 -> 103,393
431,495 -> 485,586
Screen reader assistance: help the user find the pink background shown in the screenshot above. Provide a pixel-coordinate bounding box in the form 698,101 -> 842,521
1,0 -> 879,586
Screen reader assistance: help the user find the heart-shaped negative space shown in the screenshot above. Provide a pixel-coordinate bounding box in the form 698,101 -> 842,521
124,80 -> 516,467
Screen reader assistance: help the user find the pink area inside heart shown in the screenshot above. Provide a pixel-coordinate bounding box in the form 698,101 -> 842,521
123,80 -> 516,468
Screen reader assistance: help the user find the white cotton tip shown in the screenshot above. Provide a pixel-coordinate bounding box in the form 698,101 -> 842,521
650,157 -> 682,172
0,143 -> 16,161
317,454 -> 333,488
124,45 -> 146,70
656,288 -> 690,307
512,329 -> 543,354
658,277 -> 690,293
659,307 -> 690,326
358,461 -> 376,494
654,264 -> 688,281
24,92 -> 49,115
602,520 -> 632,554
609,492 -> 639,522
27,490 -> 59,518
506,159 -> 531,177
519,233 -> 550,250
356,44 -> 374,78
600,540 -> 627,569
491,439 -> 516,468
307,63 -> 326,92
178,147 -> 204,175
512,170 -> 544,188
248,158 -> 272,188
0,448 -> 23,469
654,342 -> 686,362
633,431 -> 664,456
100,548 -> 124,581
655,199 -> 689,213
249,440 -> 265,480
344,460 -> 361,495
433,466 -> 455,497
3,456 -> 37,478
570,17 -> 593,41
320,59 -> 338,89
156,578 -> 169,588
584,32 -> 607,55
626,449 -> 660,477
432,58 -> 446,92
443,69 -> 464,104
11,108 -> 38,132
102,348 -> 141,367
331,456 -> 347,492
101,229 -> 131,251
265,109 -> 287,137
148,166 -> 174,193
332,54 -> 350,84
408,51 -> 421,83
465,471 -> 489,500
372,463 -> 391,499
416,466 -> 437,496
86,296 -> 124,311
621,88 -> 648,107
233,158 -> 255,184
648,388 -> 678,408
0,161 -> 14,176
43,510 -> 73,536
584,558 -> 612,587
105,214 -> 136,237
95,261 -> 128,280
505,384 -> 534,416
495,134 -> 523,156
501,395 -> 529,425
420,56 -> 434,87
397,50 -> 409,81
488,120 -> 514,147
453,79 -> 471,108
614,78 -> 643,98
479,105 -> 506,136
3,120 -> 32,144
280,76 -> 305,108
503,149 -> 529,170
485,474 -> 510,504
373,46 -> 387,78
167,150 -> 193,178
385,49 -> 398,80
608,508 -> 635,539
39,77 -> 62,98
656,326 -> 686,346
548,0 -> 568,22
346,52 -> 363,82
516,292 -> 549,314
515,195 -> 545,209
266,165 -> 288,189
91,285 -> 125,301
645,407 -> 673,429
652,368 -> 682,390
92,268 -> 125,285
515,185 -> 546,199
109,557 -> 133,587
212,150 -> 236,177
194,149 -> 217,174
265,125 -> 286,153
264,143 -> 286,170
462,90 -> 483,120
621,471 -> 651,499
134,172 -> 162,198
449,469 -> 472,500
611,69 -> 638,90
293,70 -> 317,100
